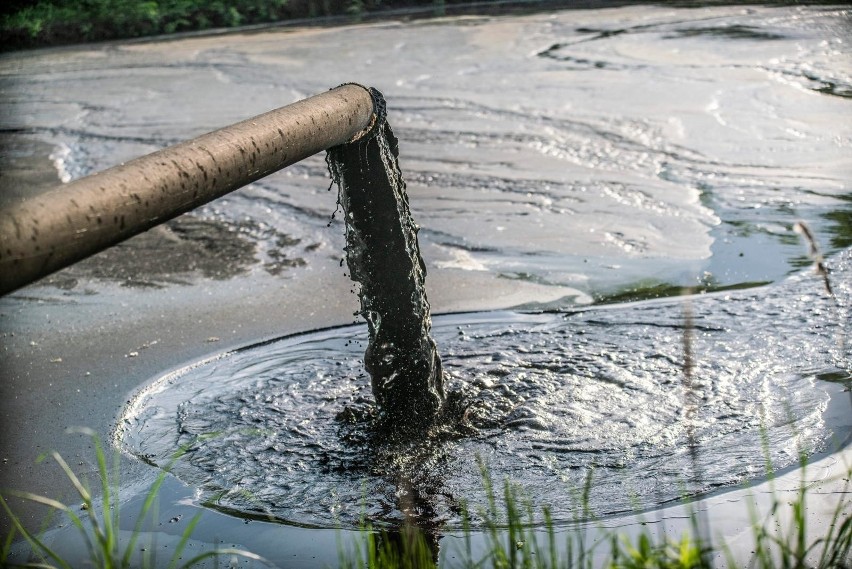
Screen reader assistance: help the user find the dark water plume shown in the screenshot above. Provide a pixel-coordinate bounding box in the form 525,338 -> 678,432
326,87 -> 446,433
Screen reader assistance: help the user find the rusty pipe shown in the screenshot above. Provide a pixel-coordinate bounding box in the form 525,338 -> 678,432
0,83 -> 376,295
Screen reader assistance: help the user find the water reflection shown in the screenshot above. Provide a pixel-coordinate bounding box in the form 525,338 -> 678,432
823,198 -> 852,251
2,4 -> 851,564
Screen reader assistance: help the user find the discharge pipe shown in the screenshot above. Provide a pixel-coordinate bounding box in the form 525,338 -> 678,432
0,84 -> 376,295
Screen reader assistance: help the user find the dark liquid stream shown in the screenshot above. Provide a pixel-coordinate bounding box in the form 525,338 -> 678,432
326,87 -> 445,431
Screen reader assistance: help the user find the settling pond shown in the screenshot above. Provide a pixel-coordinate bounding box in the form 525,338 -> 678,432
0,3 -> 850,567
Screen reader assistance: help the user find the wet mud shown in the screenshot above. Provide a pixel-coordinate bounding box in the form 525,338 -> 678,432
45,216 -> 307,289
118,248 -> 851,529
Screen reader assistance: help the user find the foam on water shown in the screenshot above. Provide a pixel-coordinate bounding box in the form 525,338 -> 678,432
3,5 -> 848,297
117,250 -> 850,529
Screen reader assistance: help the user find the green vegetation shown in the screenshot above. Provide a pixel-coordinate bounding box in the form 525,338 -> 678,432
6,429 -> 848,567
0,428 -> 264,569
3,1 -> 848,51
2,0 -> 288,49
0,0 -> 450,50
341,457 -> 852,568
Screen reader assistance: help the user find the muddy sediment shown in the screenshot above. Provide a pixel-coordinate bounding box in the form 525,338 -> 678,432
45,216 -> 306,289
1,3 -> 850,551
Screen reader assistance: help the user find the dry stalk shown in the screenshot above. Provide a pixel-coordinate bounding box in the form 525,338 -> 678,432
793,221 -> 833,297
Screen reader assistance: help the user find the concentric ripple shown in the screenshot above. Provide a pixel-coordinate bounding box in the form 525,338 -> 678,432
117,252 -> 850,529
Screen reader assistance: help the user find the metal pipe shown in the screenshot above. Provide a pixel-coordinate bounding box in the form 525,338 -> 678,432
0,83 -> 376,295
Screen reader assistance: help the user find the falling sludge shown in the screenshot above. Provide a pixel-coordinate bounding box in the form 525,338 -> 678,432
325,86 -> 446,433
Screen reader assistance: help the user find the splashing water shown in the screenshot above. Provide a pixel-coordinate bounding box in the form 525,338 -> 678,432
1,6 -> 850,560
117,249 -> 850,528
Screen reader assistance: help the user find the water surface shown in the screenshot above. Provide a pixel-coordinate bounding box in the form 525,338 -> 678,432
119,248 -> 849,528
1,4 -> 849,297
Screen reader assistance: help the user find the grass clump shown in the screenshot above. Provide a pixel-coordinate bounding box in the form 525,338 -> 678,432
340,457 -> 851,568
0,428 -> 265,569
3,430 -> 850,568
733,453 -> 852,569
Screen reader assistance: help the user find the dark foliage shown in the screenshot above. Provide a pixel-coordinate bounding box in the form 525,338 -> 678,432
1,0 -> 456,50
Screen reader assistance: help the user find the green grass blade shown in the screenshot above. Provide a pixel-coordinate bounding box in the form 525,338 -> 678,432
815,466 -> 852,568
821,510 -> 852,568
0,495 -> 72,569
4,490 -> 99,565
120,468 -> 169,568
461,500 -> 473,568
48,452 -> 90,506
49,450 -> 109,558
1,523 -> 15,566
92,435 -> 117,563
545,508 -> 557,569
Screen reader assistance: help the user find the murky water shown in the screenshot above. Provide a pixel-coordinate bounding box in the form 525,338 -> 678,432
1,4 -> 849,296
2,0 -> 851,555
118,247 -> 849,528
